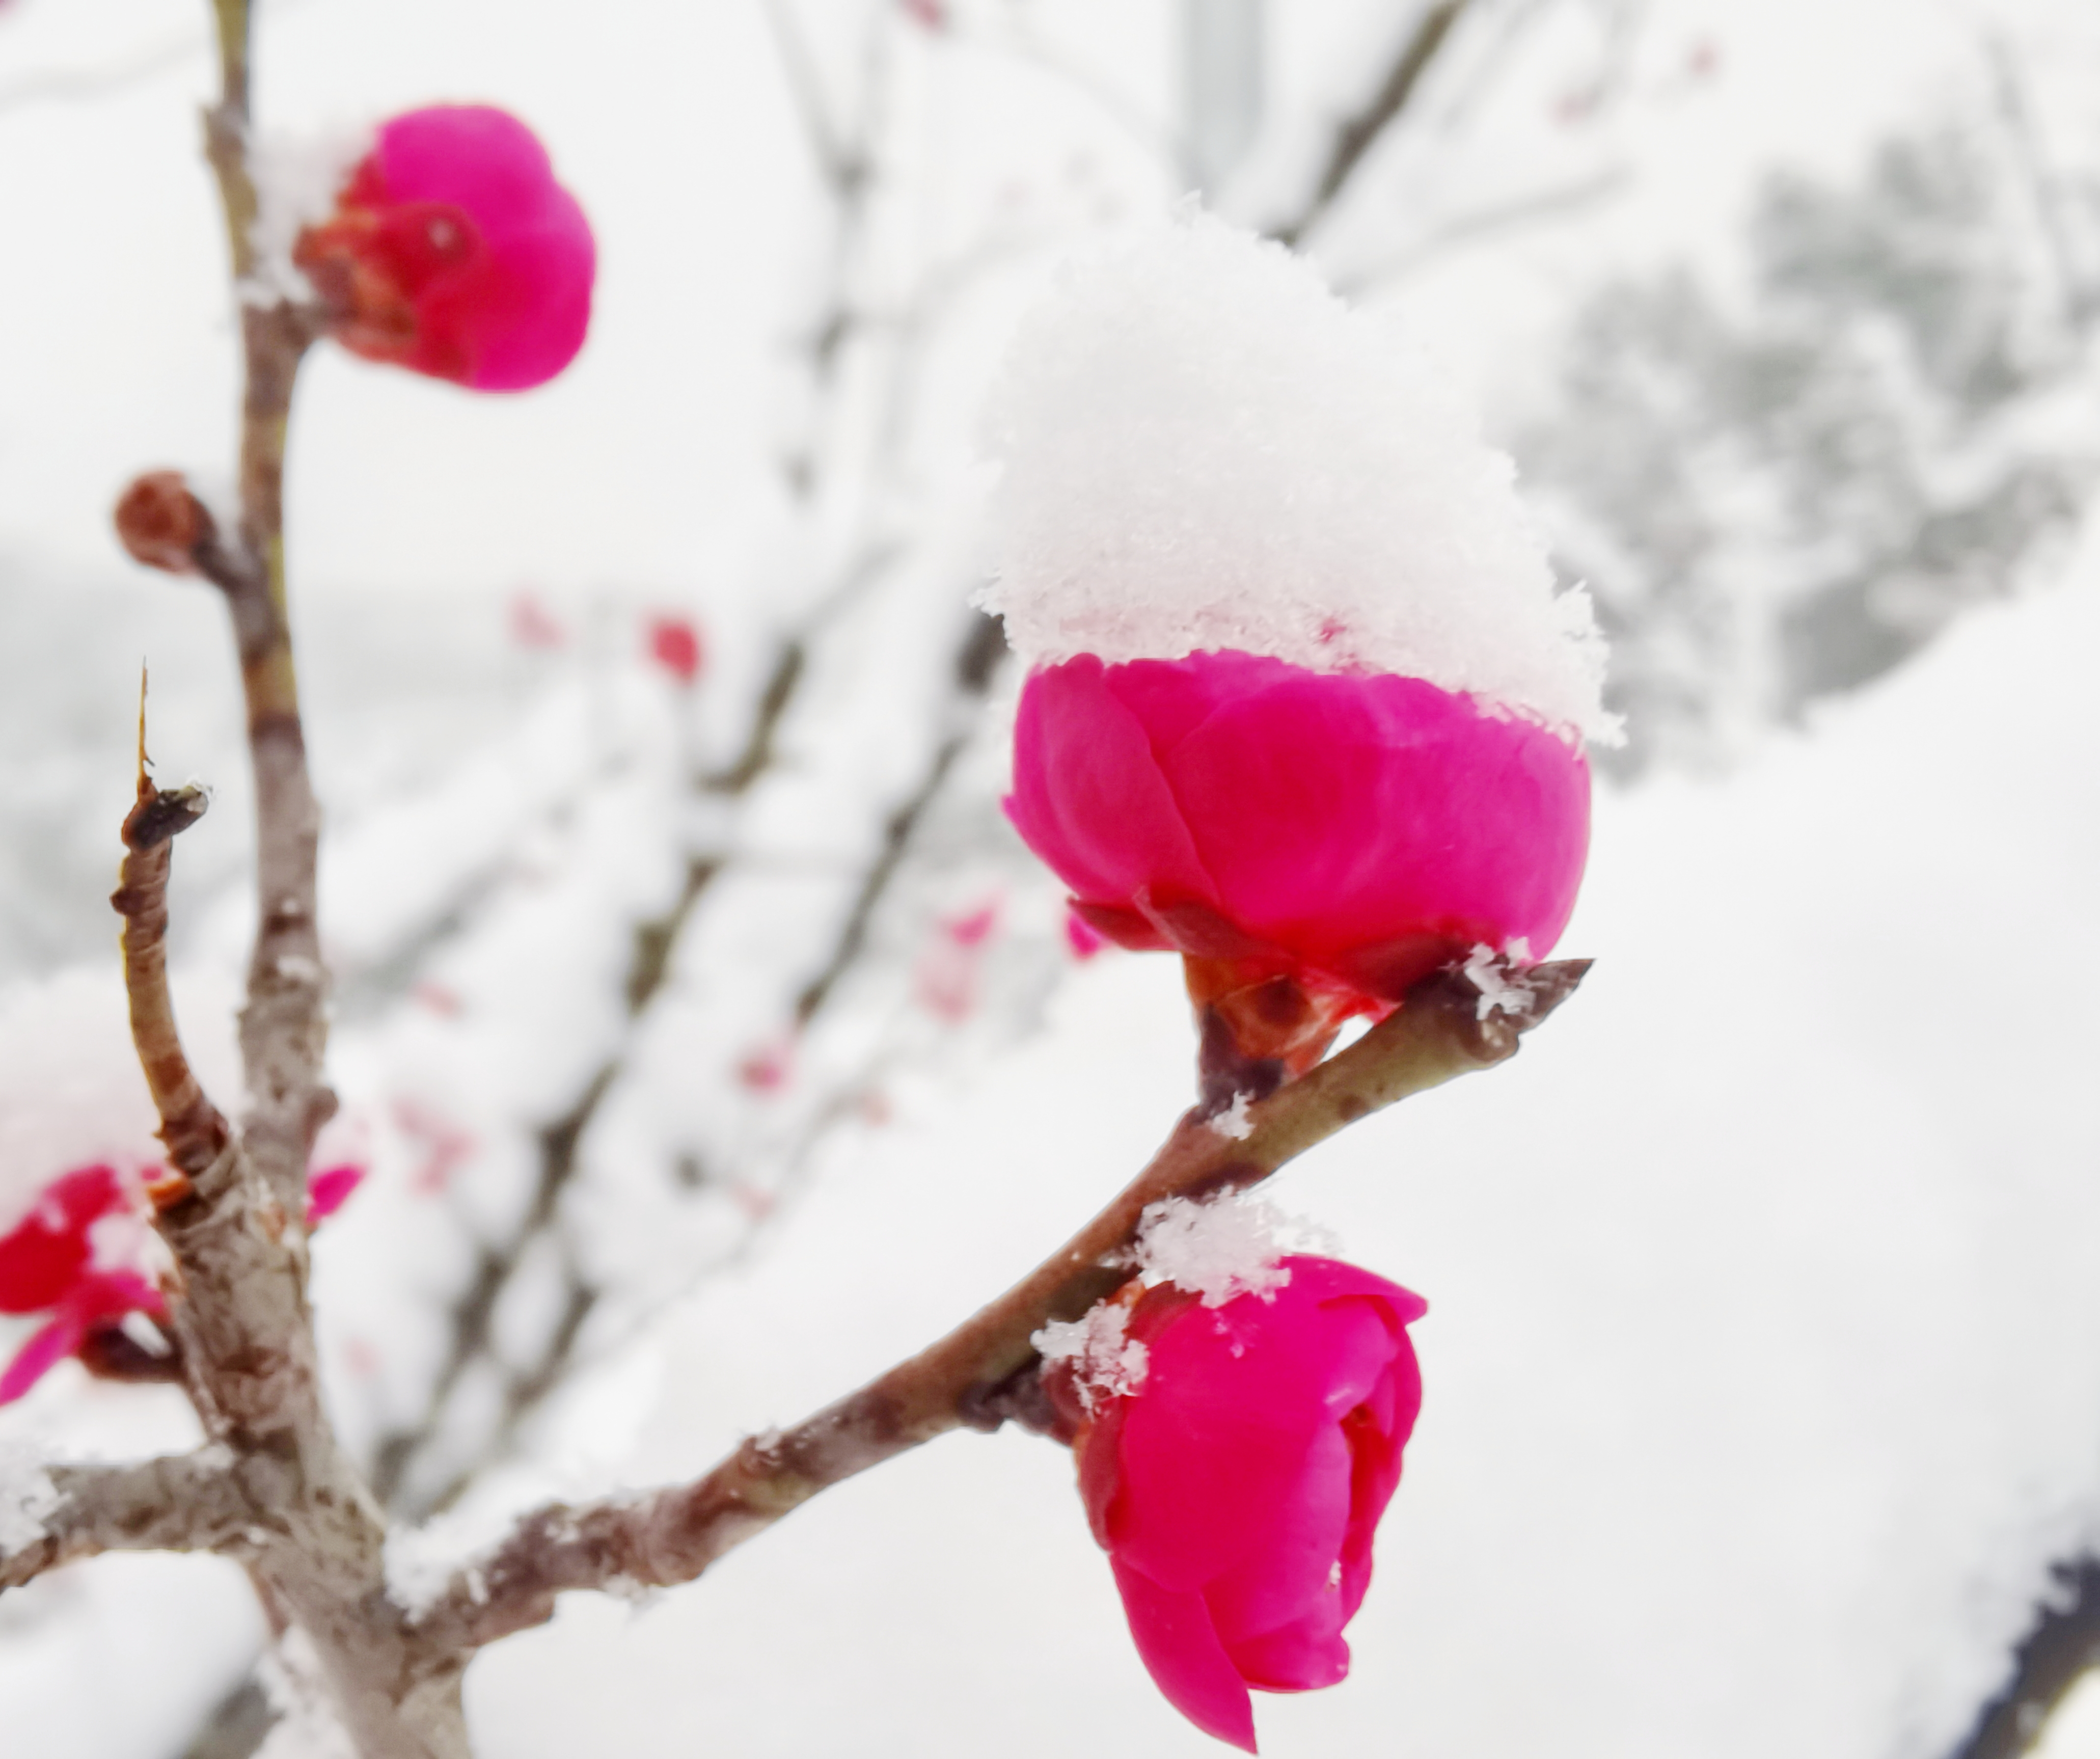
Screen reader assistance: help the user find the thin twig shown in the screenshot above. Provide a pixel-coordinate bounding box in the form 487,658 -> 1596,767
112,714 -> 229,1181
793,612 -> 1004,1025
409,958 -> 1589,1651
1273,0 -> 1477,248
1,1452 -> 260,1592
1947,1556 -> 2100,1759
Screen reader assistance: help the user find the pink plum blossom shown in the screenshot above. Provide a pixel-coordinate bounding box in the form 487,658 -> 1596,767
296,105 -> 595,392
305,1164 -> 366,1227
1007,649 -> 1590,1034
1050,1257 -> 1427,1750
0,1166 -> 166,1405
647,614 -> 706,685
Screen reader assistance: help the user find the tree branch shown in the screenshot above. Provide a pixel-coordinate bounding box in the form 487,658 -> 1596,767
1947,1555 -> 2100,1759
2,1452 -> 260,1592
408,957 -> 1589,1651
199,0 -> 333,1211
1272,0 -> 1477,248
113,751 -> 230,1184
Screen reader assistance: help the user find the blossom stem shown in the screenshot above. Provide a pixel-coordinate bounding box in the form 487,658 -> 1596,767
406,957 -> 1589,1652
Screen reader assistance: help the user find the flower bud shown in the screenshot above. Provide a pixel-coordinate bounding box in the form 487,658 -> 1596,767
113,471 -> 214,576
1048,1257 -> 1426,1750
294,105 -> 595,392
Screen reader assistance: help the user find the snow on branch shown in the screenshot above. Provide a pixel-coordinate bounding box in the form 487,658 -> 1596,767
1,1448 -> 257,1592
403,954 -> 1588,1652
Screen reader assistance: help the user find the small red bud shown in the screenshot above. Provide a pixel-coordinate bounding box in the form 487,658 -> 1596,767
114,472 -> 214,576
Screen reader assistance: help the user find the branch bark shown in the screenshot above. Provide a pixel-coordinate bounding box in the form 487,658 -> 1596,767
1947,1556 -> 2100,1759
408,957 -> 1588,1652
2,1452 -> 260,1592
1272,0 -> 1477,248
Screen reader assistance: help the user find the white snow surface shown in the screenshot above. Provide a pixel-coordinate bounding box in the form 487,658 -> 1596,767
0,1437 -> 61,1554
978,211 -> 1616,744
0,967 -> 220,1236
244,124 -> 373,306
256,1627 -> 358,1759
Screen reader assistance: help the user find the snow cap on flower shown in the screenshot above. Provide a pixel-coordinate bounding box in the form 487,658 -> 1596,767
979,211 -> 1615,745
291,105 -> 595,392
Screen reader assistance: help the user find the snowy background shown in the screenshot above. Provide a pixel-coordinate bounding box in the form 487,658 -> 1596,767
5,1 -> 2100,1756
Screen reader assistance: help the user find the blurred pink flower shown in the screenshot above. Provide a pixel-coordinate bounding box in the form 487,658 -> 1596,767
0,1167 -> 166,1405
1008,651 -> 1589,1006
508,590 -> 569,650
647,614 -> 706,686
1052,1258 -> 1426,1751
296,105 -> 595,391
305,1164 -> 366,1227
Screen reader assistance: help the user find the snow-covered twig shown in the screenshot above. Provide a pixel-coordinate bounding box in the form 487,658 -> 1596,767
1273,0 -> 1478,247
404,956 -> 1589,1652
1,1449 -> 257,1592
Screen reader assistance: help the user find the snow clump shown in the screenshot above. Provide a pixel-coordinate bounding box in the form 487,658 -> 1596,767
1034,1302 -> 1148,1412
0,1437 -> 61,1554
979,209 -> 1618,745
1134,1192 -> 1321,1308
246,125 -> 374,305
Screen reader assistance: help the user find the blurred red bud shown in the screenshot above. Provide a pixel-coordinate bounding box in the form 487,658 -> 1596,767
114,471 -> 214,576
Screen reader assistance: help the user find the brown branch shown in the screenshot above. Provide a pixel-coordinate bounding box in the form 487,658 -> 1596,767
198,5 -> 333,1210
1272,0 -> 1477,248
2,1452 -> 261,1593
113,756 -> 230,1182
408,956 -> 1589,1651
1946,1556 -> 2100,1759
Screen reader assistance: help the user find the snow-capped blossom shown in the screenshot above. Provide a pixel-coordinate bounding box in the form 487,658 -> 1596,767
985,217 -> 1598,1068
0,1166 -> 166,1406
647,615 -> 706,686
293,105 -> 595,392
1046,1258 -> 1426,1751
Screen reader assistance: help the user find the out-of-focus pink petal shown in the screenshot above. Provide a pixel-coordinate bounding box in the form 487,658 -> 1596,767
305,105 -> 595,392
0,1314 -> 84,1405
1111,1556 -> 1259,1753
0,1166 -> 127,1314
306,1166 -> 366,1227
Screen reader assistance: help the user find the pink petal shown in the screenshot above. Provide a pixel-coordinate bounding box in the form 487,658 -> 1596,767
306,1165 -> 366,1227
1201,1421 -> 1353,1676
1008,658 -> 1219,913
0,1314 -> 84,1404
1111,1556 -> 1259,1752
1161,667 -> 1589,964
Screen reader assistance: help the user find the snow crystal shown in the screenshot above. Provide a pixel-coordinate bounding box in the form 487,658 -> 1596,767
979,210 -> 1618,745
1462,937 -> 1537,1021
246,126 -> 373,306
0,1438 -> 62,1555
1032,1303 -> 1148,1412
1134,1192 -> 1303,1307
1206,1091 -> 1256,1140
256,1627 -> 358,1759
384,1505 -> 514,1618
